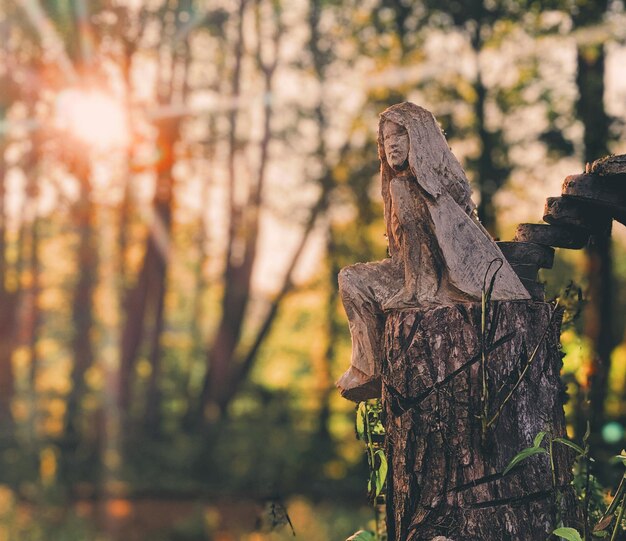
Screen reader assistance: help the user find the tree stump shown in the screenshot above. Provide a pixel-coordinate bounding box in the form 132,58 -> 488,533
382,301 -> 578,541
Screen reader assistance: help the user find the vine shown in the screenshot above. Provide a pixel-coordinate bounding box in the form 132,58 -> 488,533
346,399 -> 388,541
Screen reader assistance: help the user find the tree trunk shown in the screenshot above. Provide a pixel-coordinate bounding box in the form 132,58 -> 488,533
118,118 -> 176,413
66,159 -> 97,438
0,140 -> 16,430
471,25 -> 507,239
196,0 -> 247,419
383,301 -> 579,540
575,42 -> 615,442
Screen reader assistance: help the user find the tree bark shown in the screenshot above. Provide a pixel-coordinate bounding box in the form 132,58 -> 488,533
383,301 -> 578,540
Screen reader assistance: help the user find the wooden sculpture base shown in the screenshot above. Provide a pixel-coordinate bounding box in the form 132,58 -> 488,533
382,301 -> 579,541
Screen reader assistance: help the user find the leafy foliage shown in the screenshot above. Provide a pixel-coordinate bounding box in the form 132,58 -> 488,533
506,430 -> 626,539
356,401 -> 387,502
349,400 -> 387,541
503,442 -> 548,475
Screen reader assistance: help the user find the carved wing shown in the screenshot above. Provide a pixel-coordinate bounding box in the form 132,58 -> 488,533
439,165 -> 476,217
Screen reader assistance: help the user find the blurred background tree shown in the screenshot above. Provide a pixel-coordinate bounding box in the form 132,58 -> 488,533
1,0 -> 626,539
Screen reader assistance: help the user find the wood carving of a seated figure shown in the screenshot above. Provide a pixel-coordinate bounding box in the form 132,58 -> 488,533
336,102 -> 531,402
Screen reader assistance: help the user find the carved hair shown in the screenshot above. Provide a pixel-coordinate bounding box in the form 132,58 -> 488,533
378,102 -> 476,255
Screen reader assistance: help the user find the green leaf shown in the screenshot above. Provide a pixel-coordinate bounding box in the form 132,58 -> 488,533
592,529 -> 609,537
356,403 -> 366,441
553,438 -> 586,456
373,449 -> 388,497
533,431 -> 547,448
553,527 -> 583,541
503,446 -> 547,475
346,531 -> 376,541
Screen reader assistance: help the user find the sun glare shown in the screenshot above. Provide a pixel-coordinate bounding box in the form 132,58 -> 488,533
55,88 -> 129,151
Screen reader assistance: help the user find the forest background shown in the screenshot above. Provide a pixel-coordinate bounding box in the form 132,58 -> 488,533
2,0 -> 626,539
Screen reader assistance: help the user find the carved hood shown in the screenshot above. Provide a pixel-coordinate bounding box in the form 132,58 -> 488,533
377,102 -> 530,301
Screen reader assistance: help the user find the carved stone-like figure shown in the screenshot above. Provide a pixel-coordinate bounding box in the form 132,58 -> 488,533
336,102 -> 530,401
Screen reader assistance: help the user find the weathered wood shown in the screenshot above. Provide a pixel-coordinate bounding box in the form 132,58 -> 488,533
519,277 -> 545,301
496,241 -> 554,269
377,103 -> 529,306
514,223 -> 589,249
543,196 -> 610,233
510,263 -> 539,280
562,173 -> 626,216
383,302 -> 578,541
587,153 -> 626,176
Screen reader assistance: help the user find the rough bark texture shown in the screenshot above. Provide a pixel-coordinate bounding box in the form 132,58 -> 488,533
383,301 -> 578,541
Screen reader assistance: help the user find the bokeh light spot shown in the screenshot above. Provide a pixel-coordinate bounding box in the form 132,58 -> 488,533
602,422 -> 624,444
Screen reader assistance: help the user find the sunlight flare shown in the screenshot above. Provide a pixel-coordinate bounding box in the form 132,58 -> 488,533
55,88 -> 129,150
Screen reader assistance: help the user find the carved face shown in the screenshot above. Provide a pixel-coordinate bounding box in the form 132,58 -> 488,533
382,120 -> 409,171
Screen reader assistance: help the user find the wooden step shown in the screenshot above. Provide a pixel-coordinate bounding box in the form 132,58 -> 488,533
511,263 -> 539,281
562,173 -> 626,214
514,223 -> 589,249
543,196 -> 610,233
520,277 -> 545,301
496,241 -> 554,269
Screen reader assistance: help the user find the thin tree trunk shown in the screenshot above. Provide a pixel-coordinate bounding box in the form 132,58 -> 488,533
199,0 -> 275,416
66,157 -> 97,438
23,170 -> 41,391
118,49 -> 135,292
118,119 -> 176,414
314,226 -> 339,454
143,147 -> 174,432
118,174 -> 132,291
144,268 -> 167,435
118,251 -> 150,410
576,42 -> 614,441
221,189 -> 330,408
117,4 -> 182,416
186,118 -> 216,413
198,0 -> 246,418
0,141 -> 16,431
305,0 -> 334,449
471,26 -> 500,237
